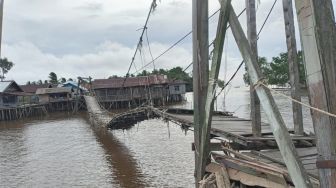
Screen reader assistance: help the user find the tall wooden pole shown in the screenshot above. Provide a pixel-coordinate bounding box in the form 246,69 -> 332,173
199,0 -> 231,186
228,2 -> 312,187
0,0 -> 3,57
294,0 -> 336,187
0,0 -> 4,82
246,0 -> 261,137
192,0 -> 208,186
282,0 -> 303,135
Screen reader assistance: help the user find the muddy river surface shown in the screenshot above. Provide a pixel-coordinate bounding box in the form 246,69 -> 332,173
0,87 -> 314,187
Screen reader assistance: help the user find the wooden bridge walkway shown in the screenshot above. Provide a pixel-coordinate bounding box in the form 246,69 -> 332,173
151,108 -> 316,150
83,96 -> 319,185
84,96 -> 113,126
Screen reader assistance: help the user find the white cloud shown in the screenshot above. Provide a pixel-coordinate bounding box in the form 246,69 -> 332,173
3,41 -> 194,84
1,0 -> 336,86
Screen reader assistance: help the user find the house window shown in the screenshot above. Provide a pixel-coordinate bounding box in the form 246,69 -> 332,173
174,86 -> 180,91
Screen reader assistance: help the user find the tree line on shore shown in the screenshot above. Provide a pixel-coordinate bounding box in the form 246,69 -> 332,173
0,50 -> 307,88
243,51 -> 306,87
26,72 -> 75,85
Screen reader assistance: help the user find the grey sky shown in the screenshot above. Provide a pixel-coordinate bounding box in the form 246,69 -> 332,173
2,0 -> 336,85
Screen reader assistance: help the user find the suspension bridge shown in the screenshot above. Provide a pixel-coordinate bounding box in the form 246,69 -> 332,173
78,0 -> 336,187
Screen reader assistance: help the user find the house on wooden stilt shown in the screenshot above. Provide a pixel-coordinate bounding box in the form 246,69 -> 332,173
0,81 -> 24,108
92,75 -> 186,109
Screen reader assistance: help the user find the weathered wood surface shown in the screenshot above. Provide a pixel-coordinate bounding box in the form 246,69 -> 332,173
246,0 -> 261,137
153,109 -> 315,150
200,0 -> 231,185
244,147 -> 318,178
294,0 -> 336,186
0,0 -> 4,59
192,0 -> 209,184
228,2 -> 312,187
208,150 -> 320,188
282,0 -> 303,135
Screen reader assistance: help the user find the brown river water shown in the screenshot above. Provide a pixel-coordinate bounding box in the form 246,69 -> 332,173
0,87 -> 314,188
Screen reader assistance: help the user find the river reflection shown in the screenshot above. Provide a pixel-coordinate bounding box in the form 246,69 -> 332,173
0,112 -> 195,187
0,87 -> 313,188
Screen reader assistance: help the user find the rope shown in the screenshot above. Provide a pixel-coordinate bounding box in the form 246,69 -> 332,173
215,0 -> 278,98
175,8 -> 247,75
122,0 -> 157,87
145,28 -> 156,71
255,82 -> 336,119
133,8 -> 228,75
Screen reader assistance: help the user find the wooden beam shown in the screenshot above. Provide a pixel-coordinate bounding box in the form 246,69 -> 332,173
282,0 -> 303,135
0,0 -> 4,82
227,2 -> 312,187
294,0 -> 336,187
192,0 -> 209,186
246,0 -> 261,137
200,0 -> 231,185
215,166 -> 231,188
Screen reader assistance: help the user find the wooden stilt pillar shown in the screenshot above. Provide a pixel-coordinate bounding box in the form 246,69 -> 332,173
294,0 -> 336,186
246,0 -> 261,137
282,0 -> 303,135
192,0 -> 209,186
201,0 -> 231,186
227,2 -> 312,187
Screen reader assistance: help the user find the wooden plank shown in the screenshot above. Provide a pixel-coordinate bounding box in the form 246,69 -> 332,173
215,166 -> 231,188
214,156 -> 289,186
227,3 -> 312,187
206,162 -> 288,188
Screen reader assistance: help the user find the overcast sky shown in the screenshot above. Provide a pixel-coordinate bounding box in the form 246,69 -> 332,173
2,0 -> 336,85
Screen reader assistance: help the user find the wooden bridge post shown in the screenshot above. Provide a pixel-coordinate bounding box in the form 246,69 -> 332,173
227,2 -> 312,187
294,0 -> 336,186
0,0 -> 4,80
192,0 -> 209,186
74,78 -> 81,113
246,0 -> 261,137
282,0 -> 303,135
200,0 -> 231,186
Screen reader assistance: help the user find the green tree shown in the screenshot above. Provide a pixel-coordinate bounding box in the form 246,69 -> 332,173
297,51 -> 306,86
0,58 -> 14,81
49,72 -> 58,84
152,68 -> 168,75
166,67 -> 193,91
108,75 -> 119,79
217,79 -> 225,88
243,57 -> 271,85
60,77 -> 66,83
137,70 -> 151,76
37,80 -> 43,85
26,81 -> 31,85
243,52 -> 306,86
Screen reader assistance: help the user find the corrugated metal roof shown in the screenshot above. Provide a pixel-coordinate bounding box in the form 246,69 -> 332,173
20,84 -> 54,93
0,81 -> 11,92
0,81 -> 24,93
92,75 -> 169,89
36,87 -> 72,95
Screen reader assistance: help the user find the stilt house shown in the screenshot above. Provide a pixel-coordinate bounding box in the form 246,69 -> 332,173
92,75 -> 170,108
0,81 -> 24,108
